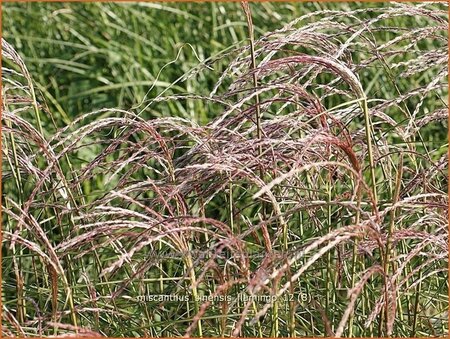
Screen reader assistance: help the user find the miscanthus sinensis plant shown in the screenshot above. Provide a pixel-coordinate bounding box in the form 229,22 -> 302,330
2,2 -> 448,337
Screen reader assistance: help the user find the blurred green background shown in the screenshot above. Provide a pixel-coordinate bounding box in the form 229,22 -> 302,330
4,2 -> 445,124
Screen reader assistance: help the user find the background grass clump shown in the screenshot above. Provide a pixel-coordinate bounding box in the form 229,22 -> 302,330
2,2 -> 448,338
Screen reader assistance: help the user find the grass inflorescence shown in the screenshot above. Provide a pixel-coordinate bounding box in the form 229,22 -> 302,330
2,2 -> 448,337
